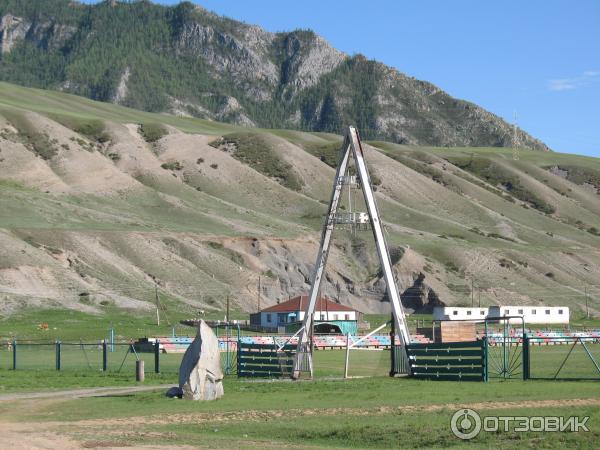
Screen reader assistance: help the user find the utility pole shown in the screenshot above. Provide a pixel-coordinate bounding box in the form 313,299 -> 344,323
585,286 -> 589,319
154,283 -> 160,327
471,277 -> 474,308
226,295 -> 230,323
257,276 -> 261,313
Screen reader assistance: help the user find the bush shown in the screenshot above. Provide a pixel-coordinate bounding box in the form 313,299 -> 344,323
300,141 -> 340,168
447,156 -> 555,214
210,163 -> 218,169
161,161 -> 183,170
219,132 -> 304,191
140,123 -> 167,143
2,109 -> 57,160
488,233 -> 516,242
48,113 -> 110,142
588,227 -> 600,236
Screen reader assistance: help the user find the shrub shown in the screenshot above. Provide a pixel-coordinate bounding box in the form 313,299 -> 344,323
263,269 -> 276,279
210,163 -> 218,169
488,233 -> 516,242
2,109 -> 57,159
48,113 -> 110,142
588,227 -> 600,236
447,156 -> 555,214
140,123 -> 167,143
445,262 -> 459,273
161,161 -> 183,170
219,132 -> 304,191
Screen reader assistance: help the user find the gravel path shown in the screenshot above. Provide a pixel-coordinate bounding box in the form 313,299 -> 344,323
0,384 -> 172,402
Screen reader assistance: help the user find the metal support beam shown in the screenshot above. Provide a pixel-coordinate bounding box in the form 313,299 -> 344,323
292,137 -> 351,379
349,127 -> 410,346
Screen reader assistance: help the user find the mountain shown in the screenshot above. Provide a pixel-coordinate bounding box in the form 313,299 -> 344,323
1,82 -> 600,324
0,0 -> 549,150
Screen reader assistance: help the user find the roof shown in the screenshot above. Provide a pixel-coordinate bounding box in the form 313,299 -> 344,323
261,295 -> 355,313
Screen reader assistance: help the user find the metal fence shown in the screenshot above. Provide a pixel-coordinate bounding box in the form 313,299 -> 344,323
1,341 -> 163,373
526,335 -> 600,380
0,340 -> 237,375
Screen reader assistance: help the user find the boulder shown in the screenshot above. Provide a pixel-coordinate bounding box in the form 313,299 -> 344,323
178,320 -> 224,401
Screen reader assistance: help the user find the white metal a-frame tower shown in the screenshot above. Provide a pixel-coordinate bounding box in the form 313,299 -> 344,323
292,126 -> 411,379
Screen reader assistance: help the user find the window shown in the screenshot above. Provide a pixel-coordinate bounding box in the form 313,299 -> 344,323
453,310 -> 458,316
333,314 -> 339,320
532,309 -> 536,315
320,314 -> 325,320
559,309 -> 563,314
279,315 -> 285,323
266,313 -> 272,323
466,310 -> 472,316
345,314 -> 350,320
546,309 -> 551,315
480,310 -> 485,315
504,310 -> 510,315
518,309 -> 523,315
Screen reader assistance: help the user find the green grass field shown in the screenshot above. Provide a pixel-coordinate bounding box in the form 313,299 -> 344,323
1,370 -> 599,448
1,344 -> 600,448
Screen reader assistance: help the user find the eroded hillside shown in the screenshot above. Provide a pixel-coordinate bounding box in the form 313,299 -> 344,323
1,83 -> 600,319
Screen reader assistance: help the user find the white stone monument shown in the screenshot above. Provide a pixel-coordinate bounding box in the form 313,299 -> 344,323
178,320 -> 224,401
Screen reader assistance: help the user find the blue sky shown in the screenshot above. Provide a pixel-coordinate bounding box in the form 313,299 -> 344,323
85,1 -> 600,157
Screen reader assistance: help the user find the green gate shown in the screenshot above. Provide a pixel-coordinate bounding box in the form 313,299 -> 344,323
237,341 -> 296,378
406,340 -> 487,381
485,317 -> 525,380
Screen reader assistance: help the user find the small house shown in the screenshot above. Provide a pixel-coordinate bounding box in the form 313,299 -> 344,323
250,295 -> 359,334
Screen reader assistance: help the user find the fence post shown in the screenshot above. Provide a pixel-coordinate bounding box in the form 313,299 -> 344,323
12,340 -> 16,370
344,333 -> 350,379
389,314 -> 396,377
136,360 -> 145,382
154,341 -> 160,374
482,336 -> 488,382
55,341 -> 61,371
102,340 -> 107,372
237,336 -> 241,378
523,333 -> 530,380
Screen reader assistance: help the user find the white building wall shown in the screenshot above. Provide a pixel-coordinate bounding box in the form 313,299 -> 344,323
260,309 -> 357,328
433,307 -> 489,321
298,310 -> 356,321
488,306 -> 569,324
433,306 -> 570,325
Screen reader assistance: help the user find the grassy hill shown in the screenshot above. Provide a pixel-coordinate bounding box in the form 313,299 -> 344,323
1,82 -> 600,338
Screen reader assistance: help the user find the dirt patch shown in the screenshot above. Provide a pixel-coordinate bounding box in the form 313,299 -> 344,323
2,392 -> 599,449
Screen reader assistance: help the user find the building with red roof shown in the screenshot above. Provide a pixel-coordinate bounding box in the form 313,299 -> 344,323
249,295 -> 360,334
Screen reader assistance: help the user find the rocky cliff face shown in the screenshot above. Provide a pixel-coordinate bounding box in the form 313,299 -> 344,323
0,13 -> 76,55
0,1 -> 549,150
0,14 -> 29,54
